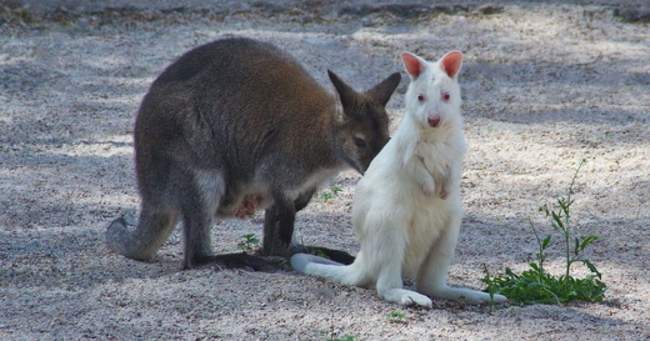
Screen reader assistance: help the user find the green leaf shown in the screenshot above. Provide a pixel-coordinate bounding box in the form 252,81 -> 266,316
582,260 -> 602,279
542,236 -> 551,249
551,211 -> 564,230
387,310 -> 407,323
529,262 -> 541,273
574,237 -> 580,256
578,235 -> 599,253
320,191 -> 334,202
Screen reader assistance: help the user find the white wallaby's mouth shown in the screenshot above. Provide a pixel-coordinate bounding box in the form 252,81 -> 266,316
427,115 -> 441,128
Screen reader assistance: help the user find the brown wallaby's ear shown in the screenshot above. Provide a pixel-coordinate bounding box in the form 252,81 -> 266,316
328,70 -> 359,112
366,72 -> 401,107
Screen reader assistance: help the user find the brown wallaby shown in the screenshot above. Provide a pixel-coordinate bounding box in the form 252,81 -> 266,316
105,37 -> 401,270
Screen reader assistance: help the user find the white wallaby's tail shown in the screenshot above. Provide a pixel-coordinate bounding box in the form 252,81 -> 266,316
290,253 -> 366,286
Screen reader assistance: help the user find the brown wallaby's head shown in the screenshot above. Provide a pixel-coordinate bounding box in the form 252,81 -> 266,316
328,70 -> 401,174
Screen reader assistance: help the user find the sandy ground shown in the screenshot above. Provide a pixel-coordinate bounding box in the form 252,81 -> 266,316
1,1 -> 649,340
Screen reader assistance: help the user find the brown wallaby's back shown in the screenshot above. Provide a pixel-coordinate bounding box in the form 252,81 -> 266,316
107,37 -> 401,269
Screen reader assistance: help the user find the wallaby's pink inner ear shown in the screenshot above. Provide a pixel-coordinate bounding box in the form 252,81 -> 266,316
402,52 -> 423,78
441,50 -> 463,78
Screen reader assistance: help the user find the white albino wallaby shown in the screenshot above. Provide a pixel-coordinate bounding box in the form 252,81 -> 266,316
291,51 -> 508,307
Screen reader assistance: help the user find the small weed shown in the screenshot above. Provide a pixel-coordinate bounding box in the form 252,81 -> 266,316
482,159 -> 607,305
237,233 -> 259,253
387,309 -> 407,324
327,336 -> 356,341
314,248 -> 330,259
320,185 -> 343,202
320,191 -> 334,202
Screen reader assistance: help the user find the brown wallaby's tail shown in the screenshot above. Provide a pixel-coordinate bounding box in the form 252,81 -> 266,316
105,207 -> 178,261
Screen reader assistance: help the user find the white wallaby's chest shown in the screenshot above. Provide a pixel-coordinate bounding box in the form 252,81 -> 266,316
415,143 -> 451,178
404,134 -> 465,273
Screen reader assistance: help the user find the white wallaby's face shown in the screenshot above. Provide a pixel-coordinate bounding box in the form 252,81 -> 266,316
401,51 -> 464,130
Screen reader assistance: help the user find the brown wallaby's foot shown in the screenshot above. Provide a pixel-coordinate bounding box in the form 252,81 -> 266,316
290,244 -> 355,265
182,255 -> 196,270
193,253 -> 289,272
260,237 -> 293,257
182,248 -> 215,270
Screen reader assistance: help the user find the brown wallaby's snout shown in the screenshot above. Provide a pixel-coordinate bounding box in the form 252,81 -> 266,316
328,70 -> 401,173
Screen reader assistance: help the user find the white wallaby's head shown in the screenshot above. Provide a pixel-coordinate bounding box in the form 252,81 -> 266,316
401,50 -> 464,130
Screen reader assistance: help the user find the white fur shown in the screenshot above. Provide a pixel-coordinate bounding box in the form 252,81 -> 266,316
291,52 -> 507,307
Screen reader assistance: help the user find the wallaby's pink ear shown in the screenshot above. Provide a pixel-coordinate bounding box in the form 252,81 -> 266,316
401,52 -> 425,79
440,50 -> 463,78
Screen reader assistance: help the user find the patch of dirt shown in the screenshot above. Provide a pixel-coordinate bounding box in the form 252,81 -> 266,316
1,1 -> 649,340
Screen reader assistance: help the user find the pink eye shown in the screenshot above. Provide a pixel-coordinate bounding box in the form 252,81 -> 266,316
442,92 -> 450,101
417,94 -> 425,102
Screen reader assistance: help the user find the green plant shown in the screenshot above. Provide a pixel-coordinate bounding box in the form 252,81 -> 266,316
237,233 -> 259,253
320,185 -> 343,202
320,191 -> 334,202
387,309 -> 407,324
482,159 -> 606,305
314,248 -> 329,259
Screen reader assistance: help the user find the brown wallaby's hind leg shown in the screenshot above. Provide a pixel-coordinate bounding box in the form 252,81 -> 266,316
261,195 -> 296,257
180,207 -> 214,270
294,188 -> 317,212
105,205 -> 178,261
177,170 -> 227,270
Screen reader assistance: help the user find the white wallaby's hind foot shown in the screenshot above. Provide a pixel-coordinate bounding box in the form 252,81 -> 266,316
426,285 -> 507,304
290,253 -> 367,286
290,253 -> 341,272
379,288 -> 433,308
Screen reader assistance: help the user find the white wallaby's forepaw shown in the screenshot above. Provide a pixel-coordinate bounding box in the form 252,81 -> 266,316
421,181 -> 435,196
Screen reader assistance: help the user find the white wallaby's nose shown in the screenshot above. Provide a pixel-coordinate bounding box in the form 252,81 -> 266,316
427,115 -> 441,127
